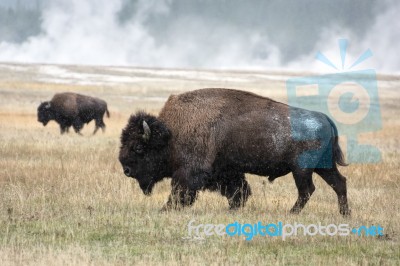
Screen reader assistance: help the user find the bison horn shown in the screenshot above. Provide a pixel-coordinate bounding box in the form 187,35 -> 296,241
45,102 -> 51,109
142,121 -> 151,141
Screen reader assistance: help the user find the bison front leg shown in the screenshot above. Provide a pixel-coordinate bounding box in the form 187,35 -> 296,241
162,188 -> 198,211
60,125 -> 69,134
219,176 -> 252,209
290,168 -> 315,214
72,118 -> 83,135
161,169 -> 199,211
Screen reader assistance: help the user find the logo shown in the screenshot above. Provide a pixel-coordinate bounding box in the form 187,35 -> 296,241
286,39 -> 382,166
185,220 -> 384,241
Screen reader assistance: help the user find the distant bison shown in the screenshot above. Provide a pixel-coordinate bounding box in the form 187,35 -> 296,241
119,88 -> 350,216
38,92 -> 110,135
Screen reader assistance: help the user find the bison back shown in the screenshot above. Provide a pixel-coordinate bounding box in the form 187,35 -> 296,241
159,89 -> 293,166
159,88 -> 336,172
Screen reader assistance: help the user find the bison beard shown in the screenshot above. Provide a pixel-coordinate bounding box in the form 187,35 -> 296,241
119,88 -> 350,216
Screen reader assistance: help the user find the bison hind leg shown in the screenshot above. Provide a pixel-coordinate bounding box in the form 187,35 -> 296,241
93,125 -> 100,135
290,168 -> 315,214
94,118 -> 106,135
314,167 -> 350,216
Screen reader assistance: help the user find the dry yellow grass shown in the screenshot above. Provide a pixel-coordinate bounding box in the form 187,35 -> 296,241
0,63 -> 399,265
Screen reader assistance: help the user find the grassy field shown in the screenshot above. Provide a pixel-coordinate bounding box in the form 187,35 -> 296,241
0,63 -> 399,265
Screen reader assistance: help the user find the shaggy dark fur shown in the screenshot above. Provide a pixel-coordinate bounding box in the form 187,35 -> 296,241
37,92 -> 110,135
119,88 -> 350,216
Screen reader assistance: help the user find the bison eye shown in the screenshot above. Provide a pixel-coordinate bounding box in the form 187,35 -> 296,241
133,144 -> 144,154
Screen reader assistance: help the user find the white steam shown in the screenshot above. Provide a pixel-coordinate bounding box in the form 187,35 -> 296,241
0,0 -> 398,73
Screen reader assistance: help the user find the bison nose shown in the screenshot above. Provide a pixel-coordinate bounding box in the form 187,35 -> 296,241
123,166 -> 131,177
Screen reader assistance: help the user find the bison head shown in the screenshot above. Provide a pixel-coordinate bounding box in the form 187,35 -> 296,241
37,102 -> 54,126
119,112 -> 171,195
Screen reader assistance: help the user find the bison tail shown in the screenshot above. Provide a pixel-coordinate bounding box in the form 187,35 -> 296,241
332,133 -> 348,167
106,108 -> 110,118
326,115 -> 348,167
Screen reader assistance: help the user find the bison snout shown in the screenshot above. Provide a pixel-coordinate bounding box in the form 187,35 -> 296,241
123,166 -> 131,177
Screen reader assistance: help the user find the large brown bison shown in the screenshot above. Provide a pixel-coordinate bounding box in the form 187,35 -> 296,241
119,88 -> 350,216
37,92 -> 110,135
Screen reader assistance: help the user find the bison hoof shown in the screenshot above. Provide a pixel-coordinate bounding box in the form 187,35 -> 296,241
229,202 -> 246,210
340,208 -> 351,217
289,208 -> 302,215
159,205 -> 169,212
159,204 -> 182,212
160,204 -> 175,212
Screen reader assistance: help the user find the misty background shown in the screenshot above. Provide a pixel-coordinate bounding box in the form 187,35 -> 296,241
0,0 -> 398,73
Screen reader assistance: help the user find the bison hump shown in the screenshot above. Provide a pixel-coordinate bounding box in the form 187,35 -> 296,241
51,93 -> 79,116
